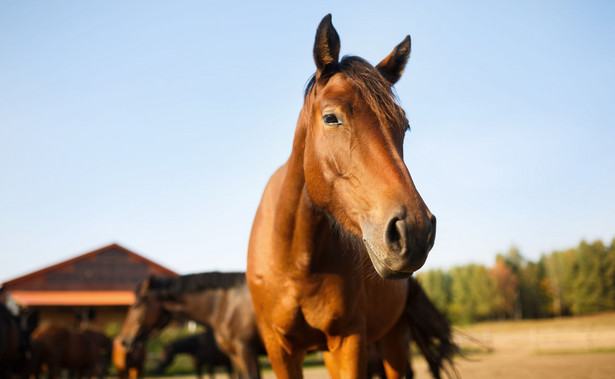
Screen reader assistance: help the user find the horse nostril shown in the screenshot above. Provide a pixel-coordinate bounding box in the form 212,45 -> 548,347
385,217 -> 407,254
427,214 -> 437,246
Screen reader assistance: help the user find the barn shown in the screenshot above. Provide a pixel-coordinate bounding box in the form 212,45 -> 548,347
0,243 -> 178,331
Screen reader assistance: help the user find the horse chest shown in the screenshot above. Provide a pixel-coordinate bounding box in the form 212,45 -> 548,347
268,275 -> 362,348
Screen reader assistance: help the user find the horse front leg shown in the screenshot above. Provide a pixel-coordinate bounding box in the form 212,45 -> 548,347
379,319 -> 410,379
192,357 -> 202,379
227,343 -> 262,379
258,325 -> 304,379
325,332 -> 367,379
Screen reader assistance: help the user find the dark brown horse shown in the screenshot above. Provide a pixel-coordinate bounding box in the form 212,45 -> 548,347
155,331 -> 233,379
246,14 -> 436,378
112,336 -> 145,379
30,324 -> 110,379
81,329 -> 112,379
119,273 -> 264,379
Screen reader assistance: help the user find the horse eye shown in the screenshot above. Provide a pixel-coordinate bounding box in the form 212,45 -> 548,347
323,114 -> 342,126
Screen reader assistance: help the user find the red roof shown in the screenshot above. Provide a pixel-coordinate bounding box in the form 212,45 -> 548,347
2,243 -> 178,288
1,244 -> 179,307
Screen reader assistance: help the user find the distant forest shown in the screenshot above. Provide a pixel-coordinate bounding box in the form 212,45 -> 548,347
416,238 -> 615,324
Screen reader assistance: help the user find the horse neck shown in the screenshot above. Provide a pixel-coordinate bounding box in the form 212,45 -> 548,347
273,103 -> 332,267
172,290 -> 224,327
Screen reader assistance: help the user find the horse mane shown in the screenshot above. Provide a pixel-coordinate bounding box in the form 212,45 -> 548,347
139,272 -> 246,300
304,56 -> 409,134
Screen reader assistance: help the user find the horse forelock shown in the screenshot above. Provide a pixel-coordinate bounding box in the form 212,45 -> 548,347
304,56 -> 408,135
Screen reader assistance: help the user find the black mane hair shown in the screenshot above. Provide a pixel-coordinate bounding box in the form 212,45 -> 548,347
138,272 -> 246,300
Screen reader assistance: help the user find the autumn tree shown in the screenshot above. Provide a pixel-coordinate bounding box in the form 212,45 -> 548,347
489,255 -> 519,319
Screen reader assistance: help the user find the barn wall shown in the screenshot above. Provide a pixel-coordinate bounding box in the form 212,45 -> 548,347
35,305 -> 129,332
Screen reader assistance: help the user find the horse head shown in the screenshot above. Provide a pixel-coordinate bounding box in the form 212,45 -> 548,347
120,277 -> 172,351
302,15 -> 436,279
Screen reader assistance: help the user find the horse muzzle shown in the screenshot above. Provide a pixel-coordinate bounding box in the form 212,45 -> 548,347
362,211 -> 436,279
121,337 -> 142,352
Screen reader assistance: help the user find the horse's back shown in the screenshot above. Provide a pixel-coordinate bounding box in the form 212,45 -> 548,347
32,324 -> 98,369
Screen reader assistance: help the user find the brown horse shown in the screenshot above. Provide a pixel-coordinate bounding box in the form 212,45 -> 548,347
246,14 -> 436,378
30,324 -> 110,379
81,329 -> 112,379
112,336 -> 145,379
119,273 -> 264,379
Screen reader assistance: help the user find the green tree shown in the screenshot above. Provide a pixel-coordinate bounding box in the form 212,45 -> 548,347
518,260 -> 550,318
541,250 -> 574,316
449,264 -> 497,324
605,239 -> 615,310
416,269 -> 451,315
502,247 -> 524,319
569,240 -> 613,314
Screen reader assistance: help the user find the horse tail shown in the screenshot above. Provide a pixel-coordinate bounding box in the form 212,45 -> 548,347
405,277 -> 459,379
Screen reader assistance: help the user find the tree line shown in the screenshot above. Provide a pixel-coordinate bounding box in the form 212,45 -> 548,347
416,238 -> 615,324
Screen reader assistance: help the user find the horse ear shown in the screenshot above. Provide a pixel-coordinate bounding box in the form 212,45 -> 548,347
138,276 -> 153,296
376,35 -> 411,85
313,14 -> 340,75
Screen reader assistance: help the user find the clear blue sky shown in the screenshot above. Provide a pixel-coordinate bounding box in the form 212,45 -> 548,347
1,0 -> 614,283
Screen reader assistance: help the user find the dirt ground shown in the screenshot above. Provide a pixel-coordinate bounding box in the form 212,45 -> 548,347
265,348 -> 615,379
181,348 -> 615,379
177,313 -> 615,378
207,348 -> 614,379
267,313 -> 615,378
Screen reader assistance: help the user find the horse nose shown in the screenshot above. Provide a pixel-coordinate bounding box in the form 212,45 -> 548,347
384,211 -> 436,256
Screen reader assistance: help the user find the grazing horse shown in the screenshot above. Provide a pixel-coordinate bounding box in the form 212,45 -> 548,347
156,331 -> 233,379
246,14 -> 436,378
30,324 -> 106,379
112,336 -> 146,379
119,273 -> 264,379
